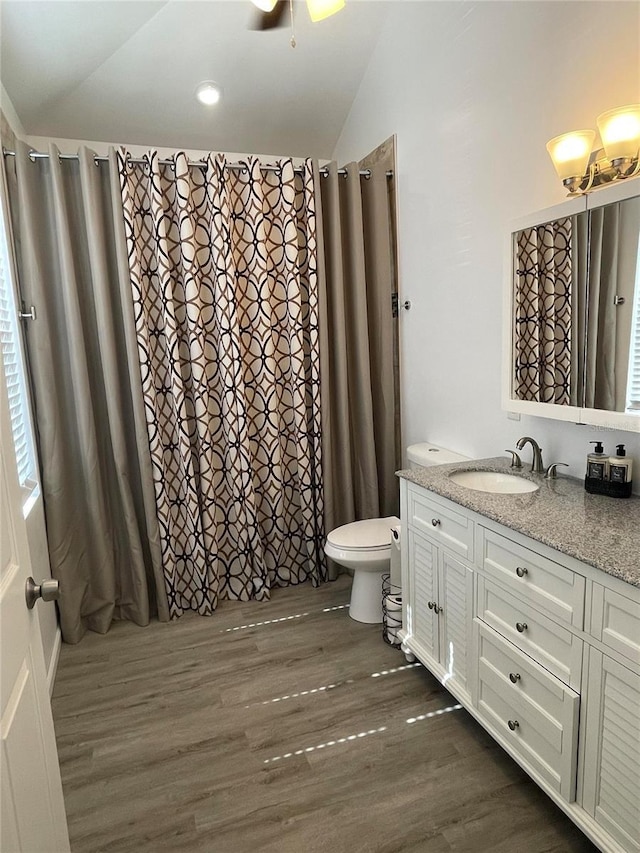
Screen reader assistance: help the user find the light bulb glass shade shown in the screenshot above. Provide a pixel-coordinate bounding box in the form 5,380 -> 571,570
195,81 -> 222,106
596,104 -> 640,162
546,130 -> 596,181
252,0 -> 278,11
306,0 -> 345,23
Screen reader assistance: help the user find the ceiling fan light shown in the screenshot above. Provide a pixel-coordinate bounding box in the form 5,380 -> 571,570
251,0 -> 278,11
195,81 -> 222,107
306,0 -> 345,23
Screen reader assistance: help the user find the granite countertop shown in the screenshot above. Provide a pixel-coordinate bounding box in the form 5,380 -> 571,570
397,456 -> 640,587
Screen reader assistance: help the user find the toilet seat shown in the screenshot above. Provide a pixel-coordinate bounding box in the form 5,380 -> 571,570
326,516 -> 399,551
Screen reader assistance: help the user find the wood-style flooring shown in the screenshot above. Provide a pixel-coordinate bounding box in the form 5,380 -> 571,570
52,575 -> 596,853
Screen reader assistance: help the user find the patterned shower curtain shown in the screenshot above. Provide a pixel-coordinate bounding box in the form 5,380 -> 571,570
118,151 -> 326,619
514,218 -> 573,405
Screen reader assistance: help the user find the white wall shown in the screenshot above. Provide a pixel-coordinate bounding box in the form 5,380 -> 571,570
333,1 -> 640,489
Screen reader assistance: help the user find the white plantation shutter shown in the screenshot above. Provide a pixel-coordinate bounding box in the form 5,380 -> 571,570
626,242 -> 640,413
0,193 -> 36,488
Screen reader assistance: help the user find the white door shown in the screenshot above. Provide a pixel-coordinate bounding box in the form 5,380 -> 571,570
0,346 -> 70,852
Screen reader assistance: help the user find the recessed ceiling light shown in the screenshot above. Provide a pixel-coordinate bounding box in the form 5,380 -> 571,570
195,81 -> 222,107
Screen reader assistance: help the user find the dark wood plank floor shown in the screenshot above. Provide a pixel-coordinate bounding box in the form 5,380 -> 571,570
52,575 -> 596,852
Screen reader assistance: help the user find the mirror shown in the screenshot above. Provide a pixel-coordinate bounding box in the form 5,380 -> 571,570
506,183 -> 640,431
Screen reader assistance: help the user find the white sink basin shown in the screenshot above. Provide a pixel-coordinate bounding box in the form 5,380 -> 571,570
448,470 -> 539,494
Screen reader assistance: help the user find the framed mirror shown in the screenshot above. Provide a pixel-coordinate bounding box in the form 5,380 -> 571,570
503,179 -> 640,432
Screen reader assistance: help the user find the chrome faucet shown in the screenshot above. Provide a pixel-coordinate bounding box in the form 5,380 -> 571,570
516,436 -> 544,474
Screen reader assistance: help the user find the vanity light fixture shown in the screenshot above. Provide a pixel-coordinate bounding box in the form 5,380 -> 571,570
195,81 -> 222,107
251,0 -> 278,10
546,103 -> 640,195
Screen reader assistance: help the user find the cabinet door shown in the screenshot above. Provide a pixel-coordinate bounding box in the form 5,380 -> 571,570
408,529 -> 439,664
439,552 -> 474,702
582,650 -> 640,853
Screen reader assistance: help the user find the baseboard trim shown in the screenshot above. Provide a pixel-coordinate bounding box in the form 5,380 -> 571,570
47,626 -> 62,697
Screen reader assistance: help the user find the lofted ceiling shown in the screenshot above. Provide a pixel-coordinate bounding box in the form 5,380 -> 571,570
0,0 -> 394,158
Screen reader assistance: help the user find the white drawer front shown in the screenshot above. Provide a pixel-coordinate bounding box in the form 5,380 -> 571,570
591,584 -> 640,667
408,485 -> 473,561
478,528 -> 584,629
476,620 -> 579,801
477,576 -> 583,690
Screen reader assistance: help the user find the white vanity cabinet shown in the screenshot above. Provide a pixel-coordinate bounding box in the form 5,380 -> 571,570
399,478 -> 640,853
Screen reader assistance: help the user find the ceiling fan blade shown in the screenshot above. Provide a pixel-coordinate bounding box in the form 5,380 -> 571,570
251,1 -> 288,30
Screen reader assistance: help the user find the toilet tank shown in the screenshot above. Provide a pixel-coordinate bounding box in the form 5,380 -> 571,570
406,442 -> 469,470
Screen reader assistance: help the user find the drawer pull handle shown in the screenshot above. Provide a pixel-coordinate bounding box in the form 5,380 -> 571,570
434,604 -> 443,615
509,672 -> 521,684
431,518 -> 441,527
516,622 -> 528,633
516,566 -> 528,578
507,720 -> 520,731
427,600 -> 436,610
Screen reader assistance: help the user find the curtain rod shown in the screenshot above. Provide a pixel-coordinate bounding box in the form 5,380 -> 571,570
2,148 -> 392,179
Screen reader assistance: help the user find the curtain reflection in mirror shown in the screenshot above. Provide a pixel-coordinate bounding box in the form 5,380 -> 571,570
514,218 -> 573,405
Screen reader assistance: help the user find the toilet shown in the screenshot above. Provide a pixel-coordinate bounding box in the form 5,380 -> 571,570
324,442 -> 469,624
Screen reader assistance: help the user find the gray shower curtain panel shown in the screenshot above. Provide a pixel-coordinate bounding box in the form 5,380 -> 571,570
7,142 -> 168,643
316,161 -> 399,554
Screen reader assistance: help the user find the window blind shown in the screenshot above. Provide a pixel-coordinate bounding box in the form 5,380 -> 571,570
626,251 -> 640,412
0,203 -> 36,488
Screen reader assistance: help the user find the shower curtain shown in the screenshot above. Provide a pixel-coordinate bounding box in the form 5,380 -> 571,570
6,142 -> 169,643
118,152 -> 326,617
5,139 -> 395,636
316,160 -> 399,553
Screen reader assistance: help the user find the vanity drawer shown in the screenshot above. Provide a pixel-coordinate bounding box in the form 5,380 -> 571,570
408,485 -> 473,562
476,619 -> 579,801
477,528 -> 584,629
590,584 -> 640,667
477,576 -> 583,690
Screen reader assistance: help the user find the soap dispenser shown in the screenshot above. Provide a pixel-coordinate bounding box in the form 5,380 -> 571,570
586,441 -> 608,480
609,444 -> 633,487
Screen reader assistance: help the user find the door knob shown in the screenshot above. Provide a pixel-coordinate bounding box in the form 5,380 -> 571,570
516,622 -> 528,633
507,720 -> 520,731
25,577 -> 60,610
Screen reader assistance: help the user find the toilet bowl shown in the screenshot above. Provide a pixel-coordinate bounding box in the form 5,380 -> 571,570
324,516 -> 400,623
325,443 -> 470,625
